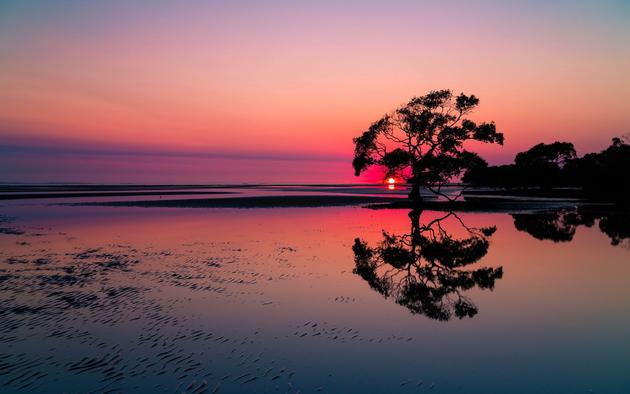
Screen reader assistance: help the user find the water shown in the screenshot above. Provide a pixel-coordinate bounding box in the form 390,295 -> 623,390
0,186 -> 628,393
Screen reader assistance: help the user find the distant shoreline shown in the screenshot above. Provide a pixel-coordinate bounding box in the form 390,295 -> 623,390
66,195 -> 404,209
0,191 -> 234,200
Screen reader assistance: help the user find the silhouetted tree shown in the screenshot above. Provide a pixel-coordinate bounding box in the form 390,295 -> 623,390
462,162 -> 514,188
565,136 -> 630,196
464,141 -> 576,188
353,90 -> 504,204
514,142 -> 576,167
465,137 -> 630,198
352,209 -> 503,320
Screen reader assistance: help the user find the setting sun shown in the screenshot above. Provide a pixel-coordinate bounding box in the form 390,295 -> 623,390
387,177 -> 396,184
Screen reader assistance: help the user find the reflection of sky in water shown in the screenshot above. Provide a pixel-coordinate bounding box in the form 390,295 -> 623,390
0,197 -> 628,393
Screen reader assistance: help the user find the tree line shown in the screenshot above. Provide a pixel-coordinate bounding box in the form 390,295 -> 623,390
463,137 -> 630,196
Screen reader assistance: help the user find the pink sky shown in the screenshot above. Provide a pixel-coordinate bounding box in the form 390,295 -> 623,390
1,1 -> 629,183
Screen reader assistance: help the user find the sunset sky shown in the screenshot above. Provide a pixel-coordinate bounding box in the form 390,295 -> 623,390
1,0 -> 629,183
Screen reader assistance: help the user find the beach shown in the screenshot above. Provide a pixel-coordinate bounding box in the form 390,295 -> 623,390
0,185 -> 628,393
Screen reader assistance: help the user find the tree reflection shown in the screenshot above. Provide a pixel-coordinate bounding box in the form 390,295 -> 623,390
512,206 -> 630,248
512,209 -> 592,242
352,209 -> 503,321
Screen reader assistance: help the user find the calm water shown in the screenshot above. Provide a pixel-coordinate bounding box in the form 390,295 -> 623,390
0,187 -> 628,393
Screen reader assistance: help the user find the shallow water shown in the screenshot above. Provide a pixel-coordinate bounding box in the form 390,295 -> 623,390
0,189 -> 628,393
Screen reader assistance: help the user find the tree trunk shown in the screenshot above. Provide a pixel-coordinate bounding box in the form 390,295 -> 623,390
409,182 -> 423,206
408,207 -> 423,242
408,207 -> 424,258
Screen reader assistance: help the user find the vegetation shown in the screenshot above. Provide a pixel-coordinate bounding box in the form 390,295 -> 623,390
352,89 -> 504,204
464,136 -> 630,197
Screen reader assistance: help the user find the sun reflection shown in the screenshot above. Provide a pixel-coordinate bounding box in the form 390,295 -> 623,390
386,177 -> 396,190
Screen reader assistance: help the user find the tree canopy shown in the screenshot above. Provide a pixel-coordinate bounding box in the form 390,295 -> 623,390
514,142 -> 576,168
464,136 -> 630,196
353,89 -> 504,202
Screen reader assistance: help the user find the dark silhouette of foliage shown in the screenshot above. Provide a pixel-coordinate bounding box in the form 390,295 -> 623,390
464,137 -> 630,198
564,136 -> 630,196
353,89 -> 503,203
514,142 -> 576,167
512,209 -> 591,242
599,212 -> 630,247
464,141 -> 576,188
352,209 -> 503,320
512,206 -> 630,248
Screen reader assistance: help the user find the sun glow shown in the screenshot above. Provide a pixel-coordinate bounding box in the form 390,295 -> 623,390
387,177 -> 396,184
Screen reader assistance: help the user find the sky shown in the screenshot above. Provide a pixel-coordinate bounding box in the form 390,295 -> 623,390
1,0 -> 629,183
